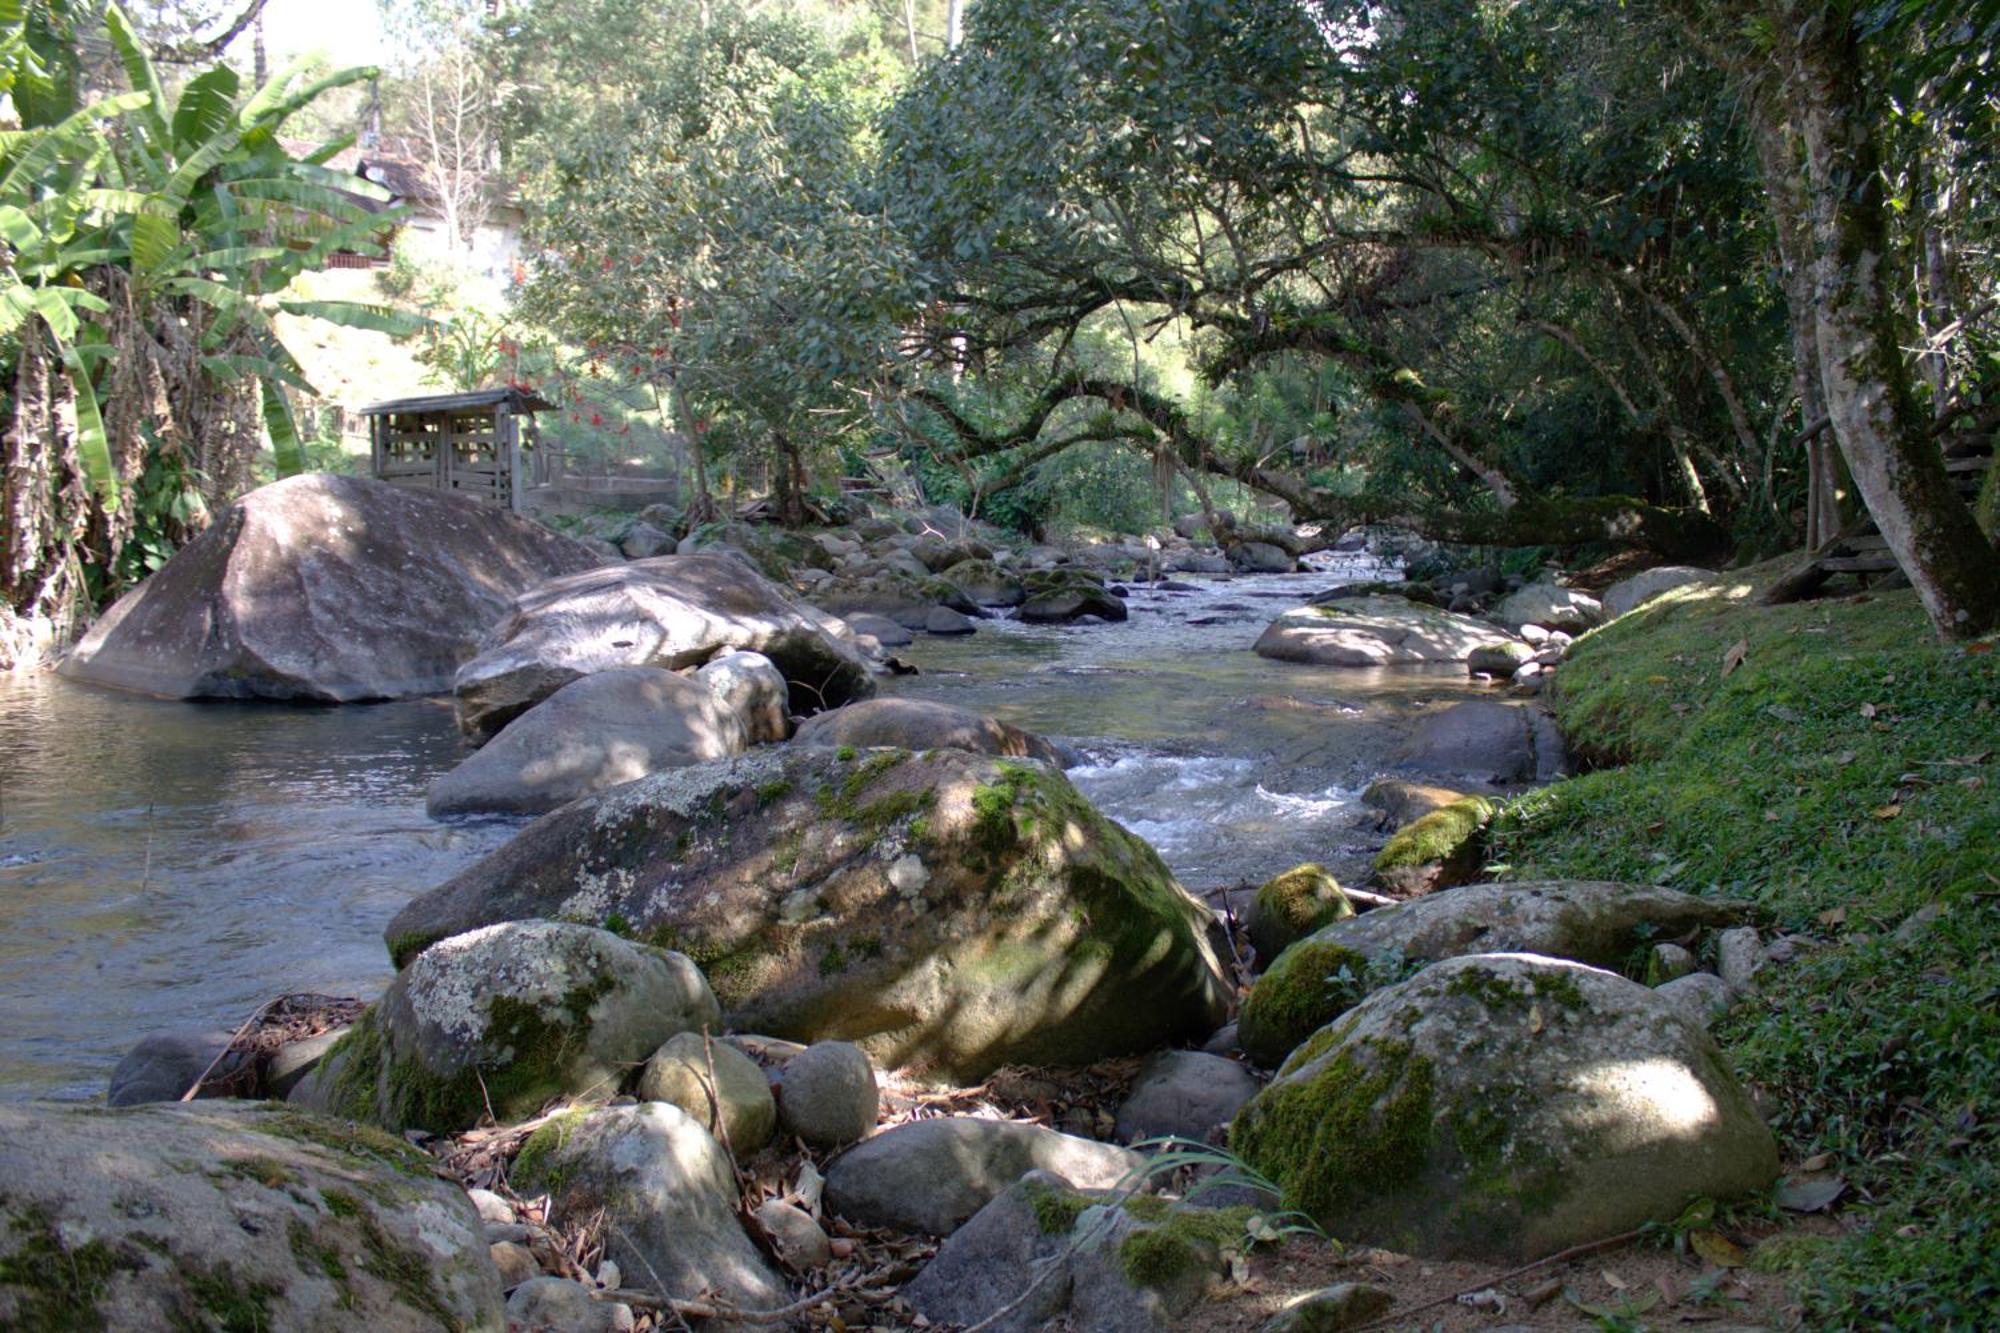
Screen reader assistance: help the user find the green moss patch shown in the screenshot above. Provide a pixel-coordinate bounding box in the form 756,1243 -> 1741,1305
1237,939 -> 1371,1067
1490,565 -> 2000,1325
1373,795 -> 1497,872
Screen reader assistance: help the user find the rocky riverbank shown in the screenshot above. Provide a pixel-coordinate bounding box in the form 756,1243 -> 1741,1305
8,480 -> 1852,1330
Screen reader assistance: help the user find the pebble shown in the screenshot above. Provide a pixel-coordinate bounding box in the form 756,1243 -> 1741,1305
466,1187 -> 514,1225
489,1240 -> 538,1290
754,1198 -> 833,1271
1716,926 -> 1764,993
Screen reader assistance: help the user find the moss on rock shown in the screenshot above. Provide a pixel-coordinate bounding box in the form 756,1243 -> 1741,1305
1237,938 -> 1371,1068
1373,795 -> 1497,873
1247,864 -> 1353,962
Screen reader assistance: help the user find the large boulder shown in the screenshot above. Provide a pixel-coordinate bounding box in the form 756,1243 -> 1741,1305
426,667 -> 748,817
0,1100 -> 503,1330
814,570 -> 981,628
1494,580 -> 1605,633
697,649 -> 793,744
450,553 -> 874,740
942,558 -> 1026,607
512,1103 -> 786,1314
825,1117 -> 1145,1236
1019,570 -> 1128,624
1229,541 -> 1297,574
1237,880 -> 1747,1068
384,749 -> 1230,1081
1602,566 -> 1717,619
1253,595 -> 1502,667
303,922 -> 720,1132
1392,700 -> 1568,784
59,474 -> 599,700
793,697 -> 1063,764
1231,953 -> 1780,1261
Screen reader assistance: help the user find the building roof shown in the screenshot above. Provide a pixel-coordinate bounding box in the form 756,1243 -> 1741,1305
360,387 -> 555,416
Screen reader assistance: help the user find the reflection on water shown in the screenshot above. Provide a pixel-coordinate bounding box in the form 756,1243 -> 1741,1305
0,551 -> 1482,1101
0,677 -> 513,1100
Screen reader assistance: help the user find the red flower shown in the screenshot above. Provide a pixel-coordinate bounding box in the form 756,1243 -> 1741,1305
590,412 -> 603,427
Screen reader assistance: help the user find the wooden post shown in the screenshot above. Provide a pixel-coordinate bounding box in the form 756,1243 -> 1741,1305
500,403 -> 523,512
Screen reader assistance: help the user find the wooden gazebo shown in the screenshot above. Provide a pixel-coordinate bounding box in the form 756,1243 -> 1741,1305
359,386 -> 553,512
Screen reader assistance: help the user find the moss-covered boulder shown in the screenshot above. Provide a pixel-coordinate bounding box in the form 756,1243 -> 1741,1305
1019,569 -> 1128,623
636,1031 -> 777,1152
1245,864 -> 1354,962
1238,880 -> 1746,1067
676,519 -> 835,582
306,922 -> 720,1133
384,749 -> 1230,1081
1467,640 -> 1534,676
1371,794 -> 1498,894
0,1100 -> 503,1330
1253,595 -> 1499,666
942,557 -> 1026,607
1231,953 -> 1779,1261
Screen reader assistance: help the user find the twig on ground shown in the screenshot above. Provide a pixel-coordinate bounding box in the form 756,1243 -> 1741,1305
179,996 -> 275,1101
1345,1227 -> 1645,1331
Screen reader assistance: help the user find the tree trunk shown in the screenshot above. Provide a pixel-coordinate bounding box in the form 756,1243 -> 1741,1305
1781,2 -> 2000,637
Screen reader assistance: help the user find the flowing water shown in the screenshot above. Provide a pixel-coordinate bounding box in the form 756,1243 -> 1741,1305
0,553 -> 1482,1101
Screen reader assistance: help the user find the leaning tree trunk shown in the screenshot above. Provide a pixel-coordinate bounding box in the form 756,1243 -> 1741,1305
1781,2 -> 2000,638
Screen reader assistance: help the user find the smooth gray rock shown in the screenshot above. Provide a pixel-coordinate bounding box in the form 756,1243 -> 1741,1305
1656,971 -> 1734,1029
825,1117 -> 1146,1236
106,1027 -> 245,1106
900,1171 -> 1076,1332
1717,926 -> 1765,993
925,605 -> 978,635
1261,1283 -> 1395,1332
1647,942 -> 1697,984
0,1100 -> 504,1329
843,612 -> 913,648
61,474 -> 598,701
941,558 -> 1025,607
1229,541 -> 1296,573
1602,566 -> 1716,619
1393,700 -> 1568,784
506,1278 -> 635,1332
1114,1050 -> 1261,1144
696,649 -> 792,744
792,697 -> 1062,764
1494,580 -> 1605,634
1254,595 -> 1499,667
428,666 -> 748,816
776,1040 -> 878,1148
1018,570 -> 1128,624
309,921 -> 719,1132
265,1027 -> 348,1098
1233,954 -> 1781,1262
451,554 -> 874,740
637,1031 -> 777,1153
513,1104 -> 783,1315
618,521 -> 673,560
384,749 -> 1230,1082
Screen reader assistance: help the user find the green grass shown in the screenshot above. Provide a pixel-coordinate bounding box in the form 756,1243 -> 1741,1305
1489,563 -> 2000,1329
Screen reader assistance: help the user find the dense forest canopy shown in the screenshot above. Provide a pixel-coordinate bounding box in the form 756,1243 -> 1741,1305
1,0 -> 1996,644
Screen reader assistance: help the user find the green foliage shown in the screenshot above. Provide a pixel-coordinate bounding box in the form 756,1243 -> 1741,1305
1492,570 -> 2000,1327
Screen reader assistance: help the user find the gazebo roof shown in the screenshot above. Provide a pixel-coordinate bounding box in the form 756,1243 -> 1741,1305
359,387 -> 554,416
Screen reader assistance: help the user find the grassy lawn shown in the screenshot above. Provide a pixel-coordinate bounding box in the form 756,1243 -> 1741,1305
1490,562 -> 2000,1328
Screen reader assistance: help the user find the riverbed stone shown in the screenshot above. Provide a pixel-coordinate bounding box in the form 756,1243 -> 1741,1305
926,605 -> 978,635
844,611 -> 914,648
506,1277 -> 634,1332
793,697 -> 1063,763
1231,953 -> 1780,1262
697,649 -> 792,744
1245,864 -> 1354,962
1602,566 -> 1716,619
775,1040 -> 879,1148
512,1103 -> 786,1315
106,1027 -> 248,1106
1261,1283 -> 1395,1332
943,558 -> 1026,607
60,474 -> 599,701
1392,699 -> 1569,784
754,1199 -> 832,1271
637,1031 -> 778,1152
451,553 -> 874,741
0,1100 -> 503,1330
1019,569 -> 1128,623
815,570 -> 981,628
1360,778 -> 1469,829
1230,541 -> 1297,573
1494,580 -> 1605,634
1115,1050 -> 1262,1144
1238,880 -> 1747,1067
385,749 -> 1230,1081
427,667 -> 748,816
1468,640 -> 1534,676
825,1117 -> 1146,1236
1254,595 -> 1501,667
309,922 -> 720,1133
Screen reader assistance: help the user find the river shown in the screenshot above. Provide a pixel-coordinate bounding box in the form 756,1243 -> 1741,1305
0,555 -> 1482,1101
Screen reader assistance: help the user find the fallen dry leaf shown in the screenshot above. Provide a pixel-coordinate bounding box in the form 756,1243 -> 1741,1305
1819,906 -> 1848,926
1861,702 -> 1879,719
1602,1268 -> 1630,1291
1799,1152 -> 1835,1172
1722,639 -> 1749,678
1872,803 -> 1903,819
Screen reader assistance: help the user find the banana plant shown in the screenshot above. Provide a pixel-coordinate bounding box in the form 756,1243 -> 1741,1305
96,5 -> 424,479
